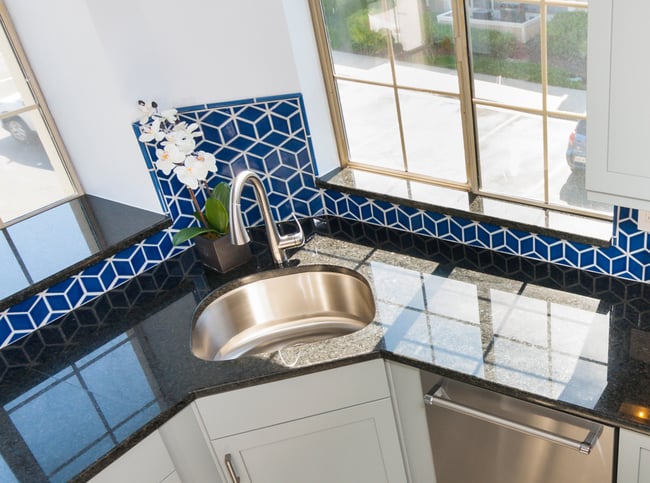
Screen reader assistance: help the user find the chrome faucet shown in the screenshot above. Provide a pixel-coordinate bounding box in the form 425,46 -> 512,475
229,170 -> 305,266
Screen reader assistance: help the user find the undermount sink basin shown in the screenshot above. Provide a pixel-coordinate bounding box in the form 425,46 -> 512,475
191,264 -> 376,361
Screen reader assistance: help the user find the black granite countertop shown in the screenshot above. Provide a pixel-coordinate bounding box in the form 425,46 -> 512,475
0,195 -> 170,310
1,217 -> 649,482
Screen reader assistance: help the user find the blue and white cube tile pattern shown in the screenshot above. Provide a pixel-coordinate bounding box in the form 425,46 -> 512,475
0,94 -> 322,349
322,190 -> 650,282
4,92 -> 650,349
139,95 -> 323,234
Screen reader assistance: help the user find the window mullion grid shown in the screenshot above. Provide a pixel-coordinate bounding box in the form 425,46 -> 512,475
382,0 -> 410,174
307,0 -> 353,168
455,0 -> 481,193
312,0 -> 604,220
541,1 -> 550,206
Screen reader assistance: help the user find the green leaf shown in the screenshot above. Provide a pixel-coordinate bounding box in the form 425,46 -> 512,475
172,226 -> 218,246
205,197 -> 228,234
211,182 -> 230,213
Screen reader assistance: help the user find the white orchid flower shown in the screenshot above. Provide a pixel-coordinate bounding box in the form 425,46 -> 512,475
185,122 -> 202,138
160,108 -> 178,124
154,144 -> 186,175
174,156 -> 209,190
194,151 -> 217,173
171,121 -> 202,138
138,118 -> 165,143
137,100 -> 157,125
164,135 -> 196,155
164,123 -> 199,154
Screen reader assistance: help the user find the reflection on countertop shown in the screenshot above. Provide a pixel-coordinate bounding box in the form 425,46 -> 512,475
0,216 -> 649,482
0,195 -> 170,309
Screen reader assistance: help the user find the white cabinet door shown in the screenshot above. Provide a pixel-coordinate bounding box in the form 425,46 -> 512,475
211,398 -> 407,483
618,428 -> 650,483
90,430 -> 177,483
587,0 -> 650,210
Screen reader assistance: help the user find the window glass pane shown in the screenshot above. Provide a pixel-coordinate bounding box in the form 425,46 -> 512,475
323,0 -> 393,84
393,1 -> 460,94
548,116 -> 610,214
317,0 -> 607,222
0,14 -> 76,226
0,109 -> 74,222
468,1 -> 543,110
0,26 -> 35,109
398,89 -> 466,182
477,107 -> 544,201
547,6 -> 587,115
337,79 -> 404,170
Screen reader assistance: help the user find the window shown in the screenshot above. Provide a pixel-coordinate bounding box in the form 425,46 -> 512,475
0,2 -> 79,228
310,0 -> 610,219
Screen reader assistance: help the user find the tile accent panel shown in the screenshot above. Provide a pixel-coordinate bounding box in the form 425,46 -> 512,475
3,92 -> 650,348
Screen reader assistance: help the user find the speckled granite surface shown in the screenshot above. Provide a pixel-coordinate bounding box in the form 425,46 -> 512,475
1,217 -> 649,482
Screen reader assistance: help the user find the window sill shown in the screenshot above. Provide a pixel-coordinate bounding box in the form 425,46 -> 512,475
317,168 -> 613,248
1,195 -> 170,311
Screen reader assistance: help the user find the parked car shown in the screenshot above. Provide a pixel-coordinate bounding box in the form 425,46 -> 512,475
566,119 -> 586,172
0,99 -> 36,143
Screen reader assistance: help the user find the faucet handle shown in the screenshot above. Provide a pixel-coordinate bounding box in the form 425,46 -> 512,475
277,213 -> 305,250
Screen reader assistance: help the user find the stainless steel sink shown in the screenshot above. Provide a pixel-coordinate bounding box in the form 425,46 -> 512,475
191,264 -> 376,361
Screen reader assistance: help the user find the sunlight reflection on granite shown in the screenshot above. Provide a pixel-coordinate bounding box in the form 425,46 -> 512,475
368,258 -> 609,408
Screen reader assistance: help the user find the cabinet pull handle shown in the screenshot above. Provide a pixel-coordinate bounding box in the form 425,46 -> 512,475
424,383 -> 603,455
225,453 -> 240,483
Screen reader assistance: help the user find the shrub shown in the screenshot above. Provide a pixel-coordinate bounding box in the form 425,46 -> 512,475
347,9 -> 387,55
424,13 -> 456,57
547,10 -> 587,60
471,28 -> 518,59
322,0 -> 362,52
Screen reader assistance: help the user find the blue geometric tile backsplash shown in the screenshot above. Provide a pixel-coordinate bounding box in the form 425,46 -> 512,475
3,92 -> 650,348
0,94 -> 322,349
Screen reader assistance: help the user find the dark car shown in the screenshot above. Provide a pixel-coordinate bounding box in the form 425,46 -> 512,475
566,119 -> 586,172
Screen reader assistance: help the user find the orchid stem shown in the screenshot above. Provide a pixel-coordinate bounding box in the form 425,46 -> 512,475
203,180 -> 212,197
189,188 -> 209,228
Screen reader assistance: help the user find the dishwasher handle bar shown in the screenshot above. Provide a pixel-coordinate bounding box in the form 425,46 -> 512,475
424,383 -> 603,455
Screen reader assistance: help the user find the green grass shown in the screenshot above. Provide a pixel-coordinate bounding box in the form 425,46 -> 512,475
429,54 -> 585,90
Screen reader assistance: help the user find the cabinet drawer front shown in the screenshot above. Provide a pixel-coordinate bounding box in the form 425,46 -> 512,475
196,359 -> 389,439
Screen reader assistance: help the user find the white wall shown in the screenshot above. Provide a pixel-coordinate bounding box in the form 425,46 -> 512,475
5,0 -> 302,212
282,0 -> 340,176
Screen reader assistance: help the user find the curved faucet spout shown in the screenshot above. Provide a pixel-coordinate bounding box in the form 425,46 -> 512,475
229,170 -> 305,266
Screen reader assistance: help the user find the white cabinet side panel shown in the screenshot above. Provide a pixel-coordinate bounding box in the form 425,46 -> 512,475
90,431 -> 175,483
386,361 -> 436,482
159,404 -> 223,483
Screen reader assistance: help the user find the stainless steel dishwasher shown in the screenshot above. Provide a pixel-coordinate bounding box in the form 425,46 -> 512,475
421,375 -> 615,483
